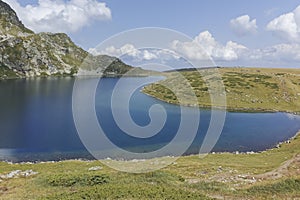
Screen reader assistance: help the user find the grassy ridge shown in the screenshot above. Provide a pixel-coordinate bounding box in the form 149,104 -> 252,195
0,132 -> 299,199
143,67 -> 300,113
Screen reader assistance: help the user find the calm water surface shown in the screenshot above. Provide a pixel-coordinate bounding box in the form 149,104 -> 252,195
0,77 -> 299,162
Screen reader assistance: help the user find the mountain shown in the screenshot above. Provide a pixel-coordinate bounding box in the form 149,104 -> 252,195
0,0 -> 134,79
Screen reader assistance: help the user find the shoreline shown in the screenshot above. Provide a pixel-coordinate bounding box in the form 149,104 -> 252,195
142,89 -> 300,115
2,130 -> 299,165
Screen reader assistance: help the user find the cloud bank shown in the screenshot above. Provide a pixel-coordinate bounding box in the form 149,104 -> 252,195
93,30 -> 300,68
91,31 -> 247,62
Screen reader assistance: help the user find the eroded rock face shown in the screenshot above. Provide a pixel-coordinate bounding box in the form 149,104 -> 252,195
0,0 -> 132,79
0,32 -> 88,77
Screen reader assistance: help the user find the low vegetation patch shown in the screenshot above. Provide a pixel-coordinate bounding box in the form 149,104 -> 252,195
246,178 -> 300,195
45,173 -> 109,187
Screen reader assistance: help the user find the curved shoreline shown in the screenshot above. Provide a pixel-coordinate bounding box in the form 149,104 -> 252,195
142,88 -> 300,115
2,130 -> 299,165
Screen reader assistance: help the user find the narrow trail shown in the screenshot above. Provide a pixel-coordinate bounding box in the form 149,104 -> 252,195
253,153 -> 300,180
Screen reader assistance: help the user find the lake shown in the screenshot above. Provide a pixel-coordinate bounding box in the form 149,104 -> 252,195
0,77 -> 300,162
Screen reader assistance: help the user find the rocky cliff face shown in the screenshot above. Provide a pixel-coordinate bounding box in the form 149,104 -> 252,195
0,0 -> 132,79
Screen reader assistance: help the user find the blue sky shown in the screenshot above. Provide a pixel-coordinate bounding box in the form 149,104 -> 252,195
4,0 -> 300,68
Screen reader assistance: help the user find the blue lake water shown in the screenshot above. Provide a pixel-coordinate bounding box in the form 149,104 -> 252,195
0,77 -> 300,162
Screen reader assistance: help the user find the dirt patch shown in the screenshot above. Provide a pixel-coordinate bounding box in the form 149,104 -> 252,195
0,187 -> 8,192
0,186 -> 8,195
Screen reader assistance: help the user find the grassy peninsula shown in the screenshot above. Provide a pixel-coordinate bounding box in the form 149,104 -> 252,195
143,67 -> 300,113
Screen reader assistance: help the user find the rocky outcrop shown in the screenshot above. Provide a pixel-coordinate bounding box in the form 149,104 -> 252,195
0,1 -> 33,37
0,0 -> 133,79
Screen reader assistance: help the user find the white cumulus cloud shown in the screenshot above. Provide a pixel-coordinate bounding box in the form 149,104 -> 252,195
3,0 -> 112,33
267,5 -> 300,42
230,15 -> 258,36
171,31 -> 247,61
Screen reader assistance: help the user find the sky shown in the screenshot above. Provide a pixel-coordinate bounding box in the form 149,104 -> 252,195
3,0 -> 300,68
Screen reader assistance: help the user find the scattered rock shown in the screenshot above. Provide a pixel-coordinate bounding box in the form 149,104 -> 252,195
218,166 -> 223,172
0,170 -> 21,179
200,171 -> 208,175
22,170 -> 38,177
187,179 -> 200,184
0,170 -> 38,179
237,175 -> 247,179
131,159 -> 146,162
88,166 -> 103,171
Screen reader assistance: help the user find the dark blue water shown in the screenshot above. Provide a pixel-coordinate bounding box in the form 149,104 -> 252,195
0,77 -> 299,162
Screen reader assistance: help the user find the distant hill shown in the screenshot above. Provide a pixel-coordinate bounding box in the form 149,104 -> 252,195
0,0 -> 135,79
163,67 -> 221,73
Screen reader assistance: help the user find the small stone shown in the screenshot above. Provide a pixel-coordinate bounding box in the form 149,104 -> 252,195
218,166 -> 223,172
21,170 -> 38,177
88,166 -> 103,171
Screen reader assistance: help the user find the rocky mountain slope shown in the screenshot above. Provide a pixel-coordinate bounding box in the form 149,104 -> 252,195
0,0 -> 133,79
